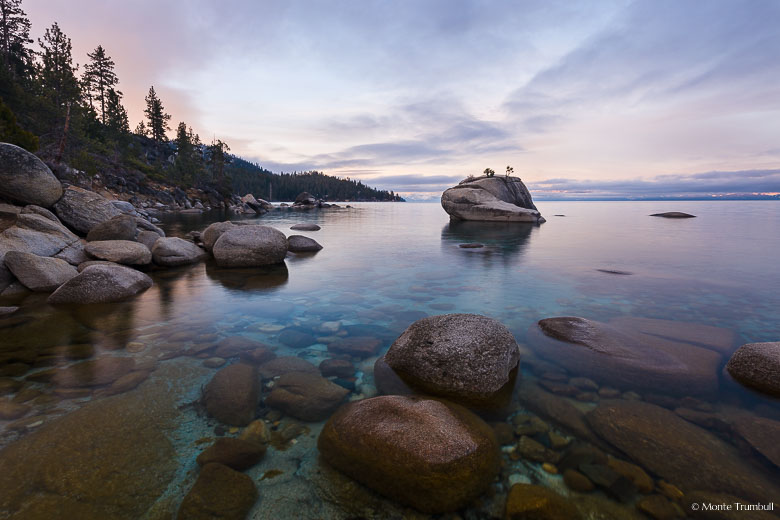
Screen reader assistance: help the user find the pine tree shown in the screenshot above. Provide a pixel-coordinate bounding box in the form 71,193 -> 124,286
144,85 -> 170,143
36,22 -> 80,111
104,87 -> 128,136
207,138 -> 231,192
174,121 -> 204,184
134,120 -> 147,137
0,0 -> 31,78
82,45 -> 118,124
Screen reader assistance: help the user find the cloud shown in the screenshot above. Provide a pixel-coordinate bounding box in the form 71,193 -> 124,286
529,169 -> 780,199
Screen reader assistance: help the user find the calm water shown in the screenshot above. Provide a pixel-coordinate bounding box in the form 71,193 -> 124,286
1,201 -> 779,518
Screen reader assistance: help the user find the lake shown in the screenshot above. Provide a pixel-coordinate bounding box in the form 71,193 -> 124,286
1,200 -> 779,519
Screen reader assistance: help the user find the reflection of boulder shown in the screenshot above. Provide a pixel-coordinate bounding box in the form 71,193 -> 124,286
441,220 -> 534,260
205,261 -> 288,292
441,176 -> 544,223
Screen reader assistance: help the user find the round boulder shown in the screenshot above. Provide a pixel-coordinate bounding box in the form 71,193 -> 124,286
265,371 -> 349,422
726,342 -> 780,397
151,237 -> 206,267
287,234 -> 322,252
384,313 -> 520,407
318,395 -> 500,513
85,240 -> 152,266
201,221 -> 235,252
176,463 -> 257,520
47,264 -> 153,304
212,225 -> 287,268
290,223 -> 320,231
0,143 -> 63,207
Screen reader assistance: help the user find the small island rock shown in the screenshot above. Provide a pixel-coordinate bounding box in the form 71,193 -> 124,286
151,237 -> 206,267
287,234 -> 322,252
441,176 -> 545,223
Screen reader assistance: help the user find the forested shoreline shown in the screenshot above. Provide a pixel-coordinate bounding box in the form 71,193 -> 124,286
0,0 -> 402,203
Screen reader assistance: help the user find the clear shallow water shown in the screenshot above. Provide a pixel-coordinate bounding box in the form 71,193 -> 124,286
1,201 -> 779,518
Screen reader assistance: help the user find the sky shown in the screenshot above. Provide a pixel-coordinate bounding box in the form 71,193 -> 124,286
26,0 -> 780,200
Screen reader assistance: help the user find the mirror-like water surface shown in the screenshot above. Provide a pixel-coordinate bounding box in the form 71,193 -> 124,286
1,201 -> 778,519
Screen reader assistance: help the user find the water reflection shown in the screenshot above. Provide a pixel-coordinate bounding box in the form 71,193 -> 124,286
205,261 -> 289,292
441,220 -> 537,265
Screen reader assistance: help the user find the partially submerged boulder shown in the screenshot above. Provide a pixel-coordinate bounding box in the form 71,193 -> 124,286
726,342 -> 780,397
528,316 -> 724,397
212,225 -> 288,267
201,221 -> 235,252
48,264 -> 153,304
650,212 -> 696,218
384,313 -> 520,408
151,237 -> 206,267
53,186 -> 123,234
441,176 -> 545,223
0,142 -> 63,207
318,395 -> 500,513
287,235 -> 322,252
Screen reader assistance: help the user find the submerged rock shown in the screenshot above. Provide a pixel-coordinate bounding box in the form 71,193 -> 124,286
441,176 -> 545,223
48,264 -> 153,304
732,415 -> 780,468
51,357 -> 136,388
85,240 -> 152,265
384,313 -> 520,408
53,186 -> 122,234
202,363 -> 260,426
585,400 -> 780,502
196,437 -> 266,471
504,483 -> 581,520
176,463 -> 258,520
0,143 -> 63,207
529,317 -> 723,396
318,395 -> 500,513
151,237 -> 206,267
287,234 -> 323,252
725,342 -> 780,397
258,356 -> 318,379
3,251 -> 78,291
265,371 -> 349,421
212,225 -> 288,267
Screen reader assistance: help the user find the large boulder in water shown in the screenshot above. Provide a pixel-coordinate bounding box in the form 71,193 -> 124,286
528,316 -> 724,397
3,251 -> 78,292
151,237 -> 206,267
725,342 -> 780,397
201,221 -> 235,252
293,191 -> 317,206
585,400 -> 780,502
212,225 -> 287,267
318,395 -> 500,513
48,264 -> 153,304
53,186 -> 122,234
441,176 -> 545,223
384,313 -> 520,408
0,143 -> 63,207
287,234 -> 322,252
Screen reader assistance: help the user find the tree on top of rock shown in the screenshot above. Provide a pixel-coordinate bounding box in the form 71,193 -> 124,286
0,0 -> 32,78
483,168 -> 495,177
505,165 -> 513,177
82,44 -> 118,125
144,85 -> 170,143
